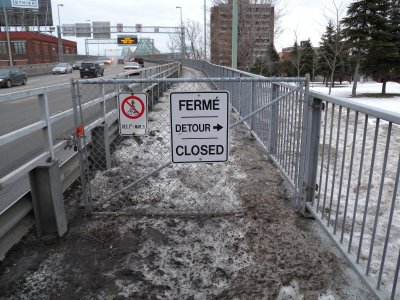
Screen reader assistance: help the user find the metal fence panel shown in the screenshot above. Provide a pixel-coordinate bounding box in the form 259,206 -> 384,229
306,96 -> 400,300
179,58 -> 400,299
71,75 -> 306,217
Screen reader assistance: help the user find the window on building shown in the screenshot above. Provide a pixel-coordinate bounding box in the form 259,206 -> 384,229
0,42 -> 7,54
13,41 -> 26,54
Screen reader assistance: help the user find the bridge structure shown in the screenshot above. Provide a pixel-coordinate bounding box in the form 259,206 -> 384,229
85,38 -> 160,56
60,25 -> 182,56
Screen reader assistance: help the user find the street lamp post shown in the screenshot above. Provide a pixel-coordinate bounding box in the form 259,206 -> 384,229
204,0 -> 207,61
176,6 -> 184,59
57,4 -> 64,62
85,19 -> 90,56
2,3 -> 13,66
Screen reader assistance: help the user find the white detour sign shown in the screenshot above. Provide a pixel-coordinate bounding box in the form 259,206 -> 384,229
170,91 -> 229,163
118,93 -> 148,136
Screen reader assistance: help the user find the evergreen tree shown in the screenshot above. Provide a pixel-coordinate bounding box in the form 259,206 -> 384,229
342,0 -> 400,95
250,45 -> 281,77
300,39 -> 315,77
318,21 -> 336,86
389,0 -> 400,77
342,0 -> 371,96
286,40 -> 314,77
290,41 -> 299,76
318,19 -> 348,93
362,1 -> 398,94
250,57 -> 264,75
266,44 -> 281,76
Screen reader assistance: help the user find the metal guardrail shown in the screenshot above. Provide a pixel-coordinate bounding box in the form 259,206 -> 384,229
0,61 -> 180,260
181,59 -> 400,300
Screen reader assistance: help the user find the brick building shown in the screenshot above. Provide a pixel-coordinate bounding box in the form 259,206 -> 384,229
0,32 -> 77,66
211,0 -> 274,70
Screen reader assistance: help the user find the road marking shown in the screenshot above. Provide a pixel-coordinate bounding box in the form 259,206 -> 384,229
8,96 -> 37,104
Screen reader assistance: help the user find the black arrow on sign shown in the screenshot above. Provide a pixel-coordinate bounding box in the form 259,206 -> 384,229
213,124 -> 223,131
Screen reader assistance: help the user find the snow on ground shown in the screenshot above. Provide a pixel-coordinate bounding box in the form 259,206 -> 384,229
0,70 -> 377,299
310,80 -> 400,297
311,81 -> 400,114
83,69 -> 372,298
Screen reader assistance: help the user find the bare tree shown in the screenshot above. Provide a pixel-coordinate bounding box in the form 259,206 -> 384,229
319,0 -> 347,95
184,20 -> 204,60
167,20 -> 205,60
167,33 -> 180,54
287,29 -> 314,77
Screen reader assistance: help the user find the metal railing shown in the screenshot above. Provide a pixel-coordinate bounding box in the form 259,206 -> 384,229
2,57 -> 400,299
0,61 -> 180,259
182,59 -> 400,300
72,76 -> 305,214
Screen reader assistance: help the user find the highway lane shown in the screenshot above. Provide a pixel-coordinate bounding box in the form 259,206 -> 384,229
0,64 -> 119,177
0,60 -> 165,214
0,62 -> 143,182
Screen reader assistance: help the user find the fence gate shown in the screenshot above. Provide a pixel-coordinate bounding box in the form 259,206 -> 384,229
70,75 -> 308,216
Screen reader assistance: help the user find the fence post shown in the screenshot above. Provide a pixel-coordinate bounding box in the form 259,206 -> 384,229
29,161 -> 67,237
38,93 -> 55,161
299,74 -> 322,216
250,81 -> 255,131
269,83 -> 279,155
101,84 -> 111,169
70,79 -> 92,212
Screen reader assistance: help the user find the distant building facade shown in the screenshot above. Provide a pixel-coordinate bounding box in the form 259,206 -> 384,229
0,32 -> 77,66
210,0 -> 274,70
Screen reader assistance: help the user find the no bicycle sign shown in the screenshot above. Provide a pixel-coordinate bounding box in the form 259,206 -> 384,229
118,93 -> 148,136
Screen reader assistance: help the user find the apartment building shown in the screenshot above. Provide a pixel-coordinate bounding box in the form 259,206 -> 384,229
210,0 -> 274,70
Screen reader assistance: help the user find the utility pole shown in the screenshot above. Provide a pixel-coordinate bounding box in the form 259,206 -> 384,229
57,4 -> 64,62
176,6 -> 184,59
231,0 -> 238,69
204,0 -> 207,61
2,3 -> 13,66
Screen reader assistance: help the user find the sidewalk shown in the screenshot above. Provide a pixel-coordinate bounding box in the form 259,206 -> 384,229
0,67 -> 375,299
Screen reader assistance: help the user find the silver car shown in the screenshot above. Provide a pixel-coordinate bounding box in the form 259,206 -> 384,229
52,63 -> 73,74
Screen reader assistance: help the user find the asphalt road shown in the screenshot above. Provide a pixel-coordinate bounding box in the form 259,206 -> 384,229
0,62 -> 146,211
0,63 -> 127,175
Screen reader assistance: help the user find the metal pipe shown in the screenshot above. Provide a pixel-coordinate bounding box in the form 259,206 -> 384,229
204,0 -> 207,60
231,0 -> 238,69
2,4 -> 13,66
57,4 -> 64,62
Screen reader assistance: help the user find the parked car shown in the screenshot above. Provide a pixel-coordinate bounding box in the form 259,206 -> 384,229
123,62 -> 140,74
52,62 -> 73,74
0,68 -> 27,88
117,58 -> 125,64
79,61 -> 105,78
129,57 -> 144,67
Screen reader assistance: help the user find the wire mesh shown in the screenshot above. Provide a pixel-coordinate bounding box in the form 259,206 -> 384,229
72,72 -> 306,219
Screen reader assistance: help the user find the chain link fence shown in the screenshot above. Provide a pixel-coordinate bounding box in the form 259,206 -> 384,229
70,68 -> 307,217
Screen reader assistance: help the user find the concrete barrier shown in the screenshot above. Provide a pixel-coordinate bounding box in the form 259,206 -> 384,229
0,55 -> 105,76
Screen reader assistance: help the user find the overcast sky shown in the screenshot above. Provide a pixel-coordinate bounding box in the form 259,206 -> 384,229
51,0 -> 353,56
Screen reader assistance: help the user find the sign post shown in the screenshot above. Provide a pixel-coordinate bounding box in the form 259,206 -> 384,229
118,93 -> 148,136
170,91 -> 229,163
